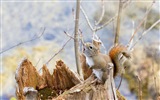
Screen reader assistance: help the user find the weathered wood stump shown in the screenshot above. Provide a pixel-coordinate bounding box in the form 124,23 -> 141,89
15,58 -> 125,100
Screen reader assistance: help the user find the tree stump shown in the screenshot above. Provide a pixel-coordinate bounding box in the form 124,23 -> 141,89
15,58 -> 125,100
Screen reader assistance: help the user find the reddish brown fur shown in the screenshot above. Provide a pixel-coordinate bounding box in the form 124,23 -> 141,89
109,44 -> 128,77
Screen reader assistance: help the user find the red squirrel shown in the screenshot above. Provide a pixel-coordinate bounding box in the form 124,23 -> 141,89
80,41 -> 131,83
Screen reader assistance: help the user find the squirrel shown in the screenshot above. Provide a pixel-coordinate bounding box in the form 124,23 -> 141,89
82,42 -> 131,83
80,40 -> 101,80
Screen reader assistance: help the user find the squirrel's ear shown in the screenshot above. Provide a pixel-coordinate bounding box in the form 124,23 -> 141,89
92,40 -> 101,48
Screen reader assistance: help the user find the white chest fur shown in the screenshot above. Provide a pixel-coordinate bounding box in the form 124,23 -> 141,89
93,69 -> 103,80
86,57 -> 94,67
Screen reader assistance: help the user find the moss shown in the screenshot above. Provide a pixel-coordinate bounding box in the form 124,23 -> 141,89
38,87 -> 57,99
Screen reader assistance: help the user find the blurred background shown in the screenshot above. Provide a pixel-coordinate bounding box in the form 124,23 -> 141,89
1,0 -> 159,100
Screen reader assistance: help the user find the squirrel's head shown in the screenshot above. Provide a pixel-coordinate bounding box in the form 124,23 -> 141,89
83,42 -> 98,57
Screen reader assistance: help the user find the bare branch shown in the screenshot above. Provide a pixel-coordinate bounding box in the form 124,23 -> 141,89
96,0 -> 105,25
80,0 -> 130,53
131,19 -> 160,49
78,29 -> 85,45
0,27 -> 45,54
114,0 -> 123,45
95,0 -> 131,31
74,0 -> 83,79
128,0 -> 155,44
127,21 -> 135,50
80,6 -> 94,31
96,15 -> 117,31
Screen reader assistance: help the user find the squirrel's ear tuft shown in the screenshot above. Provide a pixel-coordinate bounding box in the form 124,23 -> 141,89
92,40 -> 101,49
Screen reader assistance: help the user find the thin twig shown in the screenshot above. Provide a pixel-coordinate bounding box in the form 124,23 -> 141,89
96,0 -> 105,25
95,0 -> 131,32
78,29 -> 85,45
81,0 -> 130,32
127,21 -> 135,50
80,0 -> 130,53
35,58 -> 41,67
64,31 -> 75,39
0,27 -> 45,54
45,35 -> 72,65
81,0 -> 131,33
80,6 -> 94,31
78,29 -> 85,53
80,4 -> 107,53
123,0 -> 131,8
109,67 -> 118,100
72,8 -> 75,21
128,0 -> 155,44
131,19 -> 160,49
136,75 -> 142,100
151,52 -> 158,99
117,74 -> 123,90
143,6 -> 149,32
96,15 -> 117,31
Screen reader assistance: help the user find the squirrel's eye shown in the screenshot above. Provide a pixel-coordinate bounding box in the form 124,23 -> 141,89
89,46 -> 93,49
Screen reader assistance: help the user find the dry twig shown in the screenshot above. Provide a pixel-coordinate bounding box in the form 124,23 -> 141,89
64,31 -> 75,39
96,0 -> 105,25
130,19 -> 160,49
136,75 -> 142,100
0,27 -> 45,54
45,32 -> 73,65
80,6 -> 94,31
117,74 -> 123,90
128,0 -> 155,44
80,0 -> 131,53
151,52 -> 158,99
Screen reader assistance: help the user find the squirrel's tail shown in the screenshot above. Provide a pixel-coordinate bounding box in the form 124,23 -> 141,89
109,44 -> 130,77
